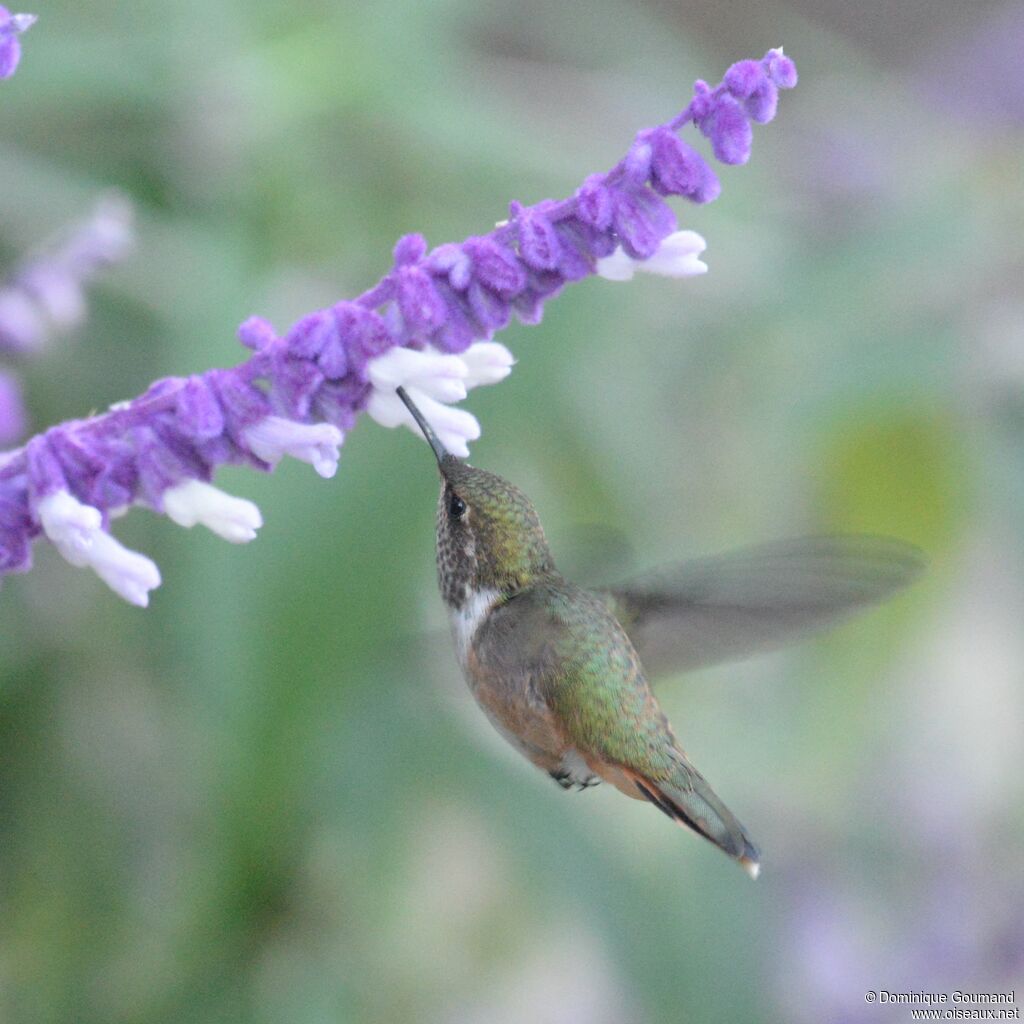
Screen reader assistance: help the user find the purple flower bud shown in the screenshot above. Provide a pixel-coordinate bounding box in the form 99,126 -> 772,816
512,289 -> 545,326
176,375 -> 225,441
689,80 -> 714,121
567,217 -> 617,260
208,370 -> 271,430
744,79 -> 778,124
700,93 -> 753,165
724,59 -> 764,99
87,442 -> 136,510
0,369 -> 25,445
526,269 -> 564,301
575,175 -> 614,230
612,186 -> 678,260
284,310 -> 332,359
645,127 -> 720,203
427,243 -> 473,291
317,334 -> 349,381
314,378 -> 366,430
47,427 -> 103,495
25,435 -> 65,500
623,141 -> 653,185
238,315 -> 277,351
467,281 -> 511,334
393,233 -> 428,266
334,302 -> 394,374
0,490 -> 33,571
430,281 -> 477,354
766,48 -> 798,89
269,351 -> 324,419
134,427 -> 191,507
552,221 -> 597,281
512,203 -> 563,272
395,265 -> 448,332
463,238 -> 527,298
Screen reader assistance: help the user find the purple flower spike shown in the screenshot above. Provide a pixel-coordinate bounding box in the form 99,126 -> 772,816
0,48 -> 796,603
176,376 -> 225,440
0,7 -> 35,80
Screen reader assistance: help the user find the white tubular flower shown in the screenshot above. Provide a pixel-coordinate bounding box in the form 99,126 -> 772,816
596,230 -> 708,281
366,346 -> 468,404
366,388 -> 481,458
37,489 -> 161,607
243,416 -> 344,479
37,489 -> 102,562
460,342 -> 515,387
163,480 -> 263,544
364,340 -> 513,456
85,532 -> 162,607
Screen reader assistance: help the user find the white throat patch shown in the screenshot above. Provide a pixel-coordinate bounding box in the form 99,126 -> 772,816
450,587 -> 501,668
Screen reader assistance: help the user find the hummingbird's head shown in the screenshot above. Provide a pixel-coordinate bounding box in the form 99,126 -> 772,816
397,388 -> 555,609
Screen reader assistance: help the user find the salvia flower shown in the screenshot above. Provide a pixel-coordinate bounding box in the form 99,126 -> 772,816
0,195 -> 134,447
0,6 -> 35,80
596,229 -> 708,282
0,49 -> 797,604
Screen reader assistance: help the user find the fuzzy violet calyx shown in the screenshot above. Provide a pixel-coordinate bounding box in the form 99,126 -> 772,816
0,48 -> 797,603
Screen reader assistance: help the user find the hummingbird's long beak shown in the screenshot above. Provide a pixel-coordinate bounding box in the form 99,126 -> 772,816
396,386 -> 452,468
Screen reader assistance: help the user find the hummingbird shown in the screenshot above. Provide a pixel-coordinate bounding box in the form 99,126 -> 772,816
395,387 -> 924,878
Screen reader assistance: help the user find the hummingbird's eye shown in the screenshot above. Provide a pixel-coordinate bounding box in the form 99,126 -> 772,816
448,494 -> 467,519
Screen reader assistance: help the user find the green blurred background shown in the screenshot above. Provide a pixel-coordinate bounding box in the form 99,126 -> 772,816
1,2 -> 1022,1021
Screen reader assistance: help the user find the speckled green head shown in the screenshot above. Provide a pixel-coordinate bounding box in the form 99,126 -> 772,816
397,387 -> 554,608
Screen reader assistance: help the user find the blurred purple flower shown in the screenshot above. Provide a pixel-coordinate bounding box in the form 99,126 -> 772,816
0,6 -> 35,80
917,2 -> 1024,128
0,194 -> 134,356
0,49 -> 797,605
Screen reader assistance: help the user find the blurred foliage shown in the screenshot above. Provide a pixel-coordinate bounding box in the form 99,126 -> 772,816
0,1 -> 1022,1022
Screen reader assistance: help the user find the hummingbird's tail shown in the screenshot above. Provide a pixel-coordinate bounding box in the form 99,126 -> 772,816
625,758 -> 761,878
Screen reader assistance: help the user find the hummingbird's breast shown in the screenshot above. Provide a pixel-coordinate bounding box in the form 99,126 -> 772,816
447,584 -> 576,778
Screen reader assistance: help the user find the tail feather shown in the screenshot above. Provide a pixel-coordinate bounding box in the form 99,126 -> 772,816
627,763 -> 761,879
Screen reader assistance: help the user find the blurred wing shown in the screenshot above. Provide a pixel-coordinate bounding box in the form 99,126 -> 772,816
601,536 -> 925,677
